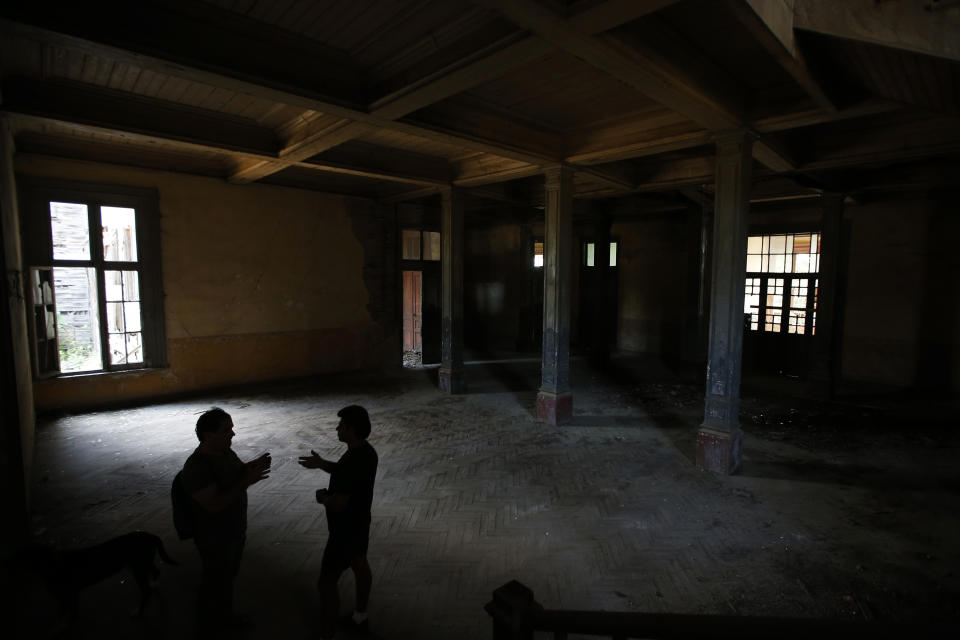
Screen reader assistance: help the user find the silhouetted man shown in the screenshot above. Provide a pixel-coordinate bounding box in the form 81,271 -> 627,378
180,407 -> 270,635
299,405 -> 378,639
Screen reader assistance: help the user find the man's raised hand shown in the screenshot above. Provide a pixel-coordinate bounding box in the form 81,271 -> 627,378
298,449 -> 324,469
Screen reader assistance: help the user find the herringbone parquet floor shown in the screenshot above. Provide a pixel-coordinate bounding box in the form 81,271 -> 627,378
15,357 -> 960,639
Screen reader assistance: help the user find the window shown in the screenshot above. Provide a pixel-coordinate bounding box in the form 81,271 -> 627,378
583,241 -> 618,267
401,229 -> 440,261
744,232 -> 819,335
19,180 -> 165,376
533,240 -> 544,268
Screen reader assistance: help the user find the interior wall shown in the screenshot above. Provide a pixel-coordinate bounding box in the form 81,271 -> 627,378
464,221 -> 527,352
842,192 -> 960,392
613,213 -> 693,357
16,155 -> 396,411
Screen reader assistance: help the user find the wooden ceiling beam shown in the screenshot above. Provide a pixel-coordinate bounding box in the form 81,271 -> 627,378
753,137 -> 798,173
474,0 -> 742,131
799,116 -> 960,171
237,0 -> 681,183
1,76 -> 279,156
726,0 -> 838,111
794,0 -> 960,63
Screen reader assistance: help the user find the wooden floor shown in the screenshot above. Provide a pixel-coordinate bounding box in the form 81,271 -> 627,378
15,357 -> 960,639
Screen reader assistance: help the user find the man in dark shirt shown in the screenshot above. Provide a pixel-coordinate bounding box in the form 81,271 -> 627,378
180,407 -> 270,634
299,405 -> 378,639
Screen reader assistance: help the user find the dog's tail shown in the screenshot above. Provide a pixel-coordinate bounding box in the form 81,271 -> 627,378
154,536 -> 179,566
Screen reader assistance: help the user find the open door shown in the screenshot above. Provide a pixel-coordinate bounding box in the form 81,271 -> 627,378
402,270 -> 422,366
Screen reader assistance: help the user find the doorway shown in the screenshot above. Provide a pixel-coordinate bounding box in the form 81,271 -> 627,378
402,270 -> 422,367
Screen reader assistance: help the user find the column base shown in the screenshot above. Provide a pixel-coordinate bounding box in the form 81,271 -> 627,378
696,427 -> 743,475
439,367 -> 466,394
537,391 -> 572,425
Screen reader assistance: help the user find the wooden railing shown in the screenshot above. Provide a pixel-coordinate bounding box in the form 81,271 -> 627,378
485,580 -> 954,639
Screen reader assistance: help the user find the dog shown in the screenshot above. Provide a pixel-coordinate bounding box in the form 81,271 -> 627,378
19,531 -> 179,622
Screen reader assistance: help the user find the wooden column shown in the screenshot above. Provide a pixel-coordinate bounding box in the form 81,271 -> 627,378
439,187 -> 465,393
537,166 -> 574,424
697,131 -> 752,474
807,192 -> 844,399
1,116 -> 33,547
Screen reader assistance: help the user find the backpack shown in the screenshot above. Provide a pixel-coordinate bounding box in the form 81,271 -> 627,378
171,471 -> 195,540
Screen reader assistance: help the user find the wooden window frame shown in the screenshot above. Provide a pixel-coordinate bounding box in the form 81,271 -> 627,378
18,178 -> 167,376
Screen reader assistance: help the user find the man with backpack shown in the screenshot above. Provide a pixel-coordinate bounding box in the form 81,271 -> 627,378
177,407 -> 271,634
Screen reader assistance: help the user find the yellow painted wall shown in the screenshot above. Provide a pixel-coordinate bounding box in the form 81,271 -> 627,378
17,155 -> 391,410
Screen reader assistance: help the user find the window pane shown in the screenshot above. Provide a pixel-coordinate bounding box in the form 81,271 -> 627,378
105,270 -> 139,303
107,302 -> 125,333
534,241 -> 544,268
126,332 -> 143,364
770,235 -> 786,253
747,236 -> 762,254
50,202 -> 90,260
101,206 -> 138,262
109,333 -> 128,365
423,231 -> 440,261
53,267 -> 102,372
746,255 -> 761,272
770,254 -> 785,273
609,242 -> 617,267
124,302 -> 142,332
401,229 -> 420,260
586,243 -> 595,267
123,271 -> 140,301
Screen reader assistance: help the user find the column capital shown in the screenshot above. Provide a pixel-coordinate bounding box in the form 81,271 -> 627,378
711,128 -> 755,150
543,164 -> 574,191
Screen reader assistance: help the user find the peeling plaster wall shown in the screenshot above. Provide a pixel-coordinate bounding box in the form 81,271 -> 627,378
16,155 -> 394,411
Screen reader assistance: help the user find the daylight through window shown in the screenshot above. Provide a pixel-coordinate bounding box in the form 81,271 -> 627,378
744,232 -> 820,335
23,183 -> 164,377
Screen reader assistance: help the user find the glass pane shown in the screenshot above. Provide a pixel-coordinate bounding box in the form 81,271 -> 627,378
423,231 -> 441,261
123,271 -> 140,301
747,236 -> 762,254
105,270 -> 123,302
101,206 -> 138,262
794,234 -> 811,254
126,332 -> 143,364
53,267 -> 102,372
609,242 -> 617,267
765,308 -> 782,332
785,235 -> 794,253
107,302 -> 125,333
762,236 -> 769,253
746,255 -> 761,272
586,243 -> 595,267
50,202 -> 90,260
109,333 -> 128,365
534,241 -> 544,268
770,235 -> 786,253
795,254 -> 810,273
105,270 -> 139,302
771,254 -> 785,273
811,234 -> 818,254
401,229 -> 420,260
124,302 -> 142,332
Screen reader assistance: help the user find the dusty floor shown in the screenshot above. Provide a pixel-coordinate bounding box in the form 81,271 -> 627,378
14,355 -> 960,639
